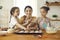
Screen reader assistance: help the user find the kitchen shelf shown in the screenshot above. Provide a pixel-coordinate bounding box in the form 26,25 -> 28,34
45,2 -> 60,6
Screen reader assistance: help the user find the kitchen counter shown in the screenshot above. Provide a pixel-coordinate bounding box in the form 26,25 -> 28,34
0,30 -> 60,40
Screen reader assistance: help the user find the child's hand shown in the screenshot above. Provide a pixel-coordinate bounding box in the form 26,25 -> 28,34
26,28 -> 30,31
22,21 -> 29,26
0,27 -> 2,30
26,26 -> 30,31
0,29 -> 2,31
27,18 -> 32,22
7,29 -> 15,33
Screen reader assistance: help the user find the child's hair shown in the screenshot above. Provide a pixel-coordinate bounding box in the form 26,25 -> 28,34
40,6 -> 50,12
10,7 -> 19,15
9,7 -> 19,23
24,6 -> 33,11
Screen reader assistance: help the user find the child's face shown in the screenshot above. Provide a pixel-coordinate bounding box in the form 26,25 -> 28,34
40,9 -> 47,17
13,9 -> 20,17
25,8 -> 32,18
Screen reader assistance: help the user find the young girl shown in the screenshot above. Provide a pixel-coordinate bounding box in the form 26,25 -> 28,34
34,6 -> 51,37
38,6 -> 51,30
8,7 -> 27,33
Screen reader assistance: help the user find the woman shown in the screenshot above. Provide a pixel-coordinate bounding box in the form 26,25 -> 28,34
19,6 -> 38,31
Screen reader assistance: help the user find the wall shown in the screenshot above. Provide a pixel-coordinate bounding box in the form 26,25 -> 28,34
47,6 -> 60,19
37,0 -> 60,19
37,0 -> 46,17
0,0 -> 14,28
14,0 -> 37,18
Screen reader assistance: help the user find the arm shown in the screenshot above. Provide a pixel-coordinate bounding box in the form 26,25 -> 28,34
26,22 -> 38,30
15,23 -> 27,30
22,21 -> 30,26
26,18 -> 38,30
22,18 -> 32,26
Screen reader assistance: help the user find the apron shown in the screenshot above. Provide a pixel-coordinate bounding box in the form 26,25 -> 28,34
39,17 -> 51,29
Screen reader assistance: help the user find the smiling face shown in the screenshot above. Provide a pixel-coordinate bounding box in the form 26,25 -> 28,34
40,8 -> 47,17
24,7 -> 32,18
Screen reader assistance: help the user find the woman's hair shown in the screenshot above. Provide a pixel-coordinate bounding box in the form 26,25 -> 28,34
40,6 -> 50,12
10,7 -> 19,15
24,6 -> 32,11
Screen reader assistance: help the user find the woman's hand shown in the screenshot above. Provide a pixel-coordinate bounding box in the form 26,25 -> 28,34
16,23 -> 27,30
22,21 -> 29,26
27,18 -> 32,23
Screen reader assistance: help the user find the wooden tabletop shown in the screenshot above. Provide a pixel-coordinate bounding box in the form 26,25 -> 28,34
0,31 -> 60,40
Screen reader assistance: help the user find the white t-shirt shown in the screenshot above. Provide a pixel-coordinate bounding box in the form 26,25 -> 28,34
9,16 -> 17,29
